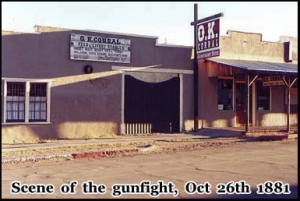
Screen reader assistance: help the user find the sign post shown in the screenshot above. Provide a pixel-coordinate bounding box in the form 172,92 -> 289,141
191,4 -> 223,131
193,4 -> 199,132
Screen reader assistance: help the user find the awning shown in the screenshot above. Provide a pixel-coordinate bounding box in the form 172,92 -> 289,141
208,58 -> 298,74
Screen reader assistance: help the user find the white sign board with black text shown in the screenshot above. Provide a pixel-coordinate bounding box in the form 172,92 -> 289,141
70,33 -> 131,63
196,18 -> 220,59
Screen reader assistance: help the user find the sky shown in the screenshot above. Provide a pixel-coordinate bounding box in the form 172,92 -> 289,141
1,2 -> 298,46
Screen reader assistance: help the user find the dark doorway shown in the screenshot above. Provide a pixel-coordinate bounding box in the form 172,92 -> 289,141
236,83 -> 252,126
125,75 -> 180,134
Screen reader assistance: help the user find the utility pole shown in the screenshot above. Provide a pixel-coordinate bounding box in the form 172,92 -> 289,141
193,3 -> 199,132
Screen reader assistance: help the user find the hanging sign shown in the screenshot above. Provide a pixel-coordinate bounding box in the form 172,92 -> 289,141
262,76 -> 285,86
196,17 -> 221,59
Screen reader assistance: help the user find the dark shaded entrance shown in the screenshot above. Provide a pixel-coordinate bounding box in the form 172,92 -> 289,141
236,83 -> 252,126
125,75 -> 180,134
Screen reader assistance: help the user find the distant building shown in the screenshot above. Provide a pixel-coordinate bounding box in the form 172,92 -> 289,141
1,26 -> 298,143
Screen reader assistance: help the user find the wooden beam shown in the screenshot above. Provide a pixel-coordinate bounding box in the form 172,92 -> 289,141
190,13 -> 224,26
249,74 -> 259,86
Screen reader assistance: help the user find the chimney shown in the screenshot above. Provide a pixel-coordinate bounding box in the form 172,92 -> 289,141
283,41 -> 292,62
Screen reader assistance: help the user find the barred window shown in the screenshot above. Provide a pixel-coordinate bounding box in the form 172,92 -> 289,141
3,79 -> 51,124
29,83 -> 47,122
6,82 -> 26,122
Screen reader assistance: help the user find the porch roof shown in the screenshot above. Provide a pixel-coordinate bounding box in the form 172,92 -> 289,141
208,58 -> 298,75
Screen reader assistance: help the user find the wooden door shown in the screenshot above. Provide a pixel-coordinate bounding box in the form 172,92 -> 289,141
236,83 -> 252,126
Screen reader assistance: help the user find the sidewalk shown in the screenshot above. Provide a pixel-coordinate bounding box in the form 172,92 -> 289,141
1,129 -> 239,152
2,125 -> 297,153
2,126 -> 297,164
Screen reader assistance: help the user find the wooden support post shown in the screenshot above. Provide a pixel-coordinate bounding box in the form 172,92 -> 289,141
287,79 -> 291,133
193,3 -> 199,132
282,76 -> 298,133
245,74 -> 250,133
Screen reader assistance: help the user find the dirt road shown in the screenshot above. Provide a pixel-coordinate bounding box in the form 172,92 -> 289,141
2,139 -> 298,199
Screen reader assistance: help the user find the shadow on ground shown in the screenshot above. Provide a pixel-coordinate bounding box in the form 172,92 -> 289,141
185,127 -> 244,138
185,124 -> 298,140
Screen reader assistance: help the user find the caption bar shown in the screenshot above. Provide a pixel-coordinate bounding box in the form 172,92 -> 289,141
11,180 -> 291,197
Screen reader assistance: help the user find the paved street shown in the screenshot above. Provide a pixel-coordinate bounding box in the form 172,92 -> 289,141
2,139 -> 298,199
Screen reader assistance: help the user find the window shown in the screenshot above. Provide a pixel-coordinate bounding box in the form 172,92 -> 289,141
6,82 -> 26,122
217,79 -> 233,110
29,83 -> 47,122
3,79 -> 51,124
257,81 -> 270,110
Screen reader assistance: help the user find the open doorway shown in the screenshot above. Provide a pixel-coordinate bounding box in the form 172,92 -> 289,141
236,82 -> 252,126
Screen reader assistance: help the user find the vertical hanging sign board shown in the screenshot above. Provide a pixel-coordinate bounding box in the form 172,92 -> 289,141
192,13 -> 223,60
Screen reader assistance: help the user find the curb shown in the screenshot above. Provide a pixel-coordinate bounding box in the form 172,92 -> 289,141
2,135 -> 297,164
71,148 -> 139,159
2,153 -> 74,164
2,147 -> 142,164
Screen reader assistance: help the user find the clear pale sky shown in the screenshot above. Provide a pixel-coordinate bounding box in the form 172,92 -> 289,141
1,1 -> 298,46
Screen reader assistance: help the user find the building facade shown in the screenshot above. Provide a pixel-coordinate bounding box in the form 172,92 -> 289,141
2,26 -> 298,143
198,30 -> 298,129
2,26 -> 195,143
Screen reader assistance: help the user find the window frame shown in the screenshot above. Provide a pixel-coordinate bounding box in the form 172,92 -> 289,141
5,82 -> 26,122
29,82 -> 48,122
2,78 -> 52,124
